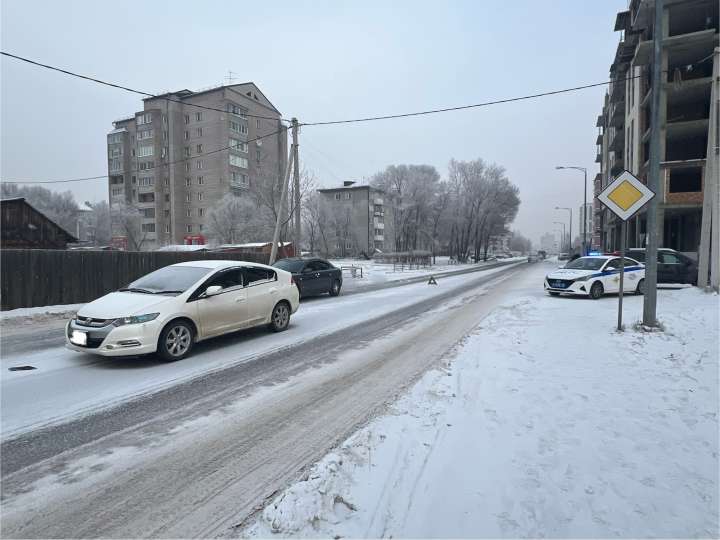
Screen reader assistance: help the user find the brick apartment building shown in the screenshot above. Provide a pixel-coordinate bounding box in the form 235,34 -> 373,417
594,0 -> 718,257
107,83 -> 287,249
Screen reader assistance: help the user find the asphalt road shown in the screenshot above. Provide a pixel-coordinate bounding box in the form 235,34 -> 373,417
1,262 -> 534,538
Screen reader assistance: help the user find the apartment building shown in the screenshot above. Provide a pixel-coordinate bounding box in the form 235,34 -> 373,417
317,182 -> 396,257
578,202 -> 593,246
594,0 -> 718,257
107,83 -> 287,249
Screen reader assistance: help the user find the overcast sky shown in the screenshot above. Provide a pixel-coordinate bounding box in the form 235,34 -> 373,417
1,0 -> 625,244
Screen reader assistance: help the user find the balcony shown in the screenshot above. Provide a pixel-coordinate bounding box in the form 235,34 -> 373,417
374,234 -> 384,241
610,152 -> 625,176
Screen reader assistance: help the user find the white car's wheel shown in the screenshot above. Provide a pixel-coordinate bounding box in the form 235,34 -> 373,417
635,278 -> 645,295
269,302 -> 290,332
158,320 -> 194,361
589,281 -> 604,300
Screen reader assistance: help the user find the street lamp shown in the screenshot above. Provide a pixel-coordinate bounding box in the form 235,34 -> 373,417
555,207 -> 572,254
553,221 -> 566,252
556,166 -> 588,255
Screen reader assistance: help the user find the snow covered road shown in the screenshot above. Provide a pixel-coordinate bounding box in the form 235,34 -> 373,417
245,263 -> 719,538
1,262 -> 530,538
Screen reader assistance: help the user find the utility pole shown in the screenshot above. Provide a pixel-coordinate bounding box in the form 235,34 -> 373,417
643,0 -> 663,327
292,118 -> 301,255
269,132 -> 296,265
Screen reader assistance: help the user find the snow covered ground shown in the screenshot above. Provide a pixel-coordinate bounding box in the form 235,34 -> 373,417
245,266 -> 719,538
0,303 -> 84,322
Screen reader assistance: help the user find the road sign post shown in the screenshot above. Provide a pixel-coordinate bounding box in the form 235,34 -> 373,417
597,170 -> 656,331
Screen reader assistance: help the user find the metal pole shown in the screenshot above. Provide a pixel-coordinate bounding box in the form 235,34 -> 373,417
583,168 -> 588,255
269,142 -> 295,265
617,219 -> 626,331
569,207 -> 573,254
643,0 -> 663,327
292,118 -> 301,255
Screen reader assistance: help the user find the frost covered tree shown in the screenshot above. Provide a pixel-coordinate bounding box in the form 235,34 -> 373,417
206,194 -> 262,245
110,201 -> 147,251
85,200 -> 112,245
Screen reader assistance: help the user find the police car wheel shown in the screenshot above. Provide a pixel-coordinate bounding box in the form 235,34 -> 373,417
635,278 -> 645,295
589,282 -> 604,300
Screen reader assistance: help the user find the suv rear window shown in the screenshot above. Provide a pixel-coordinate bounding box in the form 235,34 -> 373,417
628,251 -> 646,262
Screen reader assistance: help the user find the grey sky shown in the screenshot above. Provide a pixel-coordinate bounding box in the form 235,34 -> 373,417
1,0 -> 626,244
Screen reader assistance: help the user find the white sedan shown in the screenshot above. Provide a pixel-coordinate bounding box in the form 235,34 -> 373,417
66,260 -> 300,361
544,255 -> 645,299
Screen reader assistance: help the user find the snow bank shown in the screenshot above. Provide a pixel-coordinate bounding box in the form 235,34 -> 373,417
0,304 -> 83,323
245,283 -> 719,538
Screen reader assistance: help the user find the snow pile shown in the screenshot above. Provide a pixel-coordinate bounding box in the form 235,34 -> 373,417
245,286 -> 719,538
0,304 -> 83,324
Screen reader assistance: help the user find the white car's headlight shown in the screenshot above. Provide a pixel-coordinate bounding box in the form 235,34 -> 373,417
113,313 -> 160,326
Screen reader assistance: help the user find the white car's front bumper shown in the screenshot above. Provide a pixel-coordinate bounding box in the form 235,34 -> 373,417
65,318 -> 161,357
544,278 -> 592,296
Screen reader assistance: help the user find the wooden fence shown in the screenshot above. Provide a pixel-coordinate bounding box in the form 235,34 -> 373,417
0,249 -> 269,311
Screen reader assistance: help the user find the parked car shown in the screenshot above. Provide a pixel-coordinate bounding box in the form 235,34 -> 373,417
544,255 -> 645,299
626,248 -> 698,285
527,254 -> 537,263
557,253 -> 571,261
273,257 -> 343,298
66,260 -> 299,361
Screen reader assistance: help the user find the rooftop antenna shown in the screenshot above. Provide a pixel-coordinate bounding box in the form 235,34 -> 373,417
224,70 -> 237,86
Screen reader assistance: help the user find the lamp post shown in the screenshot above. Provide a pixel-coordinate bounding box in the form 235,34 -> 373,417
556,166 -> 588,255
555,207 -> 573,254
553,221 -> 566,252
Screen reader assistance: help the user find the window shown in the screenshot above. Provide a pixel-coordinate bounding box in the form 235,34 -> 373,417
139,161 -> 154,170
660,252 -> 682,264
185,177 -> 191,187
199,224 -> 203,232
162,114 -> 167,125
165,224 -> 170,233
131,148 -> 136,157
165,194 -> 170,202
334,193 -> 341,200
108,133 -> 122,144
185,162 -> 191,172
141,207 -> 155,218
109,158 -> 122,172
186,208 -> 191,217
163,130 -> 168,141
256,119 -> 261,129
196,144 -> 203,153
137,129 -> 153,140
195,112 -> 202,122
163,177 -> 169,186
185,193 -> 190,202
137,145 -> 154,157
198,176 -> 204,185
138,192 -> 154,203
132,176 -> 136,184
186,224 -> 192,233
161,147 -> 167,159
198,192 -> 203,201
374,228 -> 383,236
345,242 -> 352,249
227,103 -> 246,117
139,176 -> 154,187
111,187 -> 123,197
164,210 -> 170,217
229,138 -> 248,152
242,267 -> 276,286
240,123 -> 248,135
207,268 -> 243,290
184,114 -> 190,124
256,149 -> 261,162
198,208 -> 205,217
229,154 -> 248,168
141,223 -> 155,232
184,131 -> 189,140
344,192 -> 351,200
184,147 -> 190,158
196,159 -> 204,170
136,113 -> 152,125
196,127 -> 203,137
231,171 -> 248,186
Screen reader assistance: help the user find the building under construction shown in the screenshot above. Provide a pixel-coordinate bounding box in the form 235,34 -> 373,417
594,0 -> 718,260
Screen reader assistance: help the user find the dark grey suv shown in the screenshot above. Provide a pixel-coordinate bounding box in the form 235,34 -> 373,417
626,248 -> 697,285
273,257 -> 343,298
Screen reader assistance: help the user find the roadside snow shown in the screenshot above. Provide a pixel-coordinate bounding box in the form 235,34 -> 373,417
0,304 -> 83,323
245,273 -> 719,538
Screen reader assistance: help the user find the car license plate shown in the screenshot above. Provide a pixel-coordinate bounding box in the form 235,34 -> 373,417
70,330 -> 87,346
552,281 -> 567,288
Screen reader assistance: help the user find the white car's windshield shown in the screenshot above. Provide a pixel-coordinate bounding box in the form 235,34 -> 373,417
564,258 -> 606,271
122,266 -> 210,294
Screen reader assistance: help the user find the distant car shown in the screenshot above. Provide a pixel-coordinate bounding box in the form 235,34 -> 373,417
273,257 -> 343,298
537,250 -> 547,260
65,261 -> 300,361
527,254 -> 537,263
626,248 -> 697,285
557,253 -> 570,261
544,255 -> 645,299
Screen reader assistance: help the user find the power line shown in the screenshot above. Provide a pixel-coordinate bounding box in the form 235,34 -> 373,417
2,126 -> 290,184
300,77 -> 647,126
0,51 -> 288,122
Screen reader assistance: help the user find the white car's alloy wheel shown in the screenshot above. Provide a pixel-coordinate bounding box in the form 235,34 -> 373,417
160,322 -> 193,360
271,303 -> 290,332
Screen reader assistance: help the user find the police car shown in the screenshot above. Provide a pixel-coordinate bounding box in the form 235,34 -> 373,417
544,255 -> 645,299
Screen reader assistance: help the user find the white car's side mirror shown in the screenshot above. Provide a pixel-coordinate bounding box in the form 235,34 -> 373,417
205,285 -> 222,296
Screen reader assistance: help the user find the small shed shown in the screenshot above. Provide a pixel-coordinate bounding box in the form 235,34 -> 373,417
1,198 -> 78,249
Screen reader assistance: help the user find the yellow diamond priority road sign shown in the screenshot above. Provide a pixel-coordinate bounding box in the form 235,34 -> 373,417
598,170 -> 655,221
